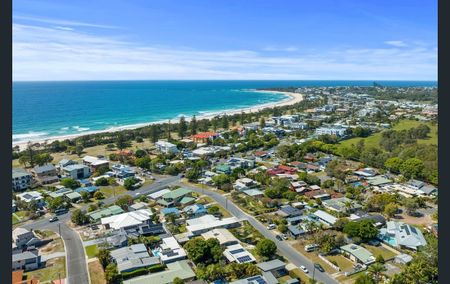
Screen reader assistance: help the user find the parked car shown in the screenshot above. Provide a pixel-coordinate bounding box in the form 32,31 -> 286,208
300,265 -> 309,273
281,234 -> 288,240
49,216 -> 58,222
276,235 -> 283,241
267,224 -> 276,230
314,263 -> 325,272
54,208 -> 68,215
305,244 -> 319,252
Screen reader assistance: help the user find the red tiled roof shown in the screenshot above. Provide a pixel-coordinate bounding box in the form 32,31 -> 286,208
254,151 -> 268,156
192,132 -> 217,139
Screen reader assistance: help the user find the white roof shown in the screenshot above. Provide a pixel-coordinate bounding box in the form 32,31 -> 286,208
201,228 -> 238,245
223,243 -> 256,264
83,155 -> 109,166
313,210 -> 337,225
158,236 -> 187,263
156,141 -> 177,147
186,215 -> 241,235
148,189 -> 171,200
101,209 -> 152,230
17,191 -> 42,202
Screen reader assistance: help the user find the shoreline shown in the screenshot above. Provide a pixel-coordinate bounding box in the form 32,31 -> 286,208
13,90 -> 303,150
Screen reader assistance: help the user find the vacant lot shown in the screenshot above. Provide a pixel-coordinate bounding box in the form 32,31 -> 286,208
362,244 -> 398,261
326,254 -> 354,272
24,257 -> 66,282
339,119 -> 438,150
88,259 -> 106,284
291,243 -> 336,274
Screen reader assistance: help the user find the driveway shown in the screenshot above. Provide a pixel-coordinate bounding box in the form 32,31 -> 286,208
179,183 -> 338,284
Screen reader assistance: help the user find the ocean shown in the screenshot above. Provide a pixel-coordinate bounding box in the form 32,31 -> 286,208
13,80 -> 436,144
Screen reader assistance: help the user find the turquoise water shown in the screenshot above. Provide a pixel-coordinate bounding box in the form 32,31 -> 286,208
381,235 -> 397,246
13,80 -> 436,143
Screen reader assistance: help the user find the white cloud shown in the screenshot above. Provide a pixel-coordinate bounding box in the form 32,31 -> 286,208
262,46 -> 299,52
14,15 -> 118,29
13,23 -> 437,81
384,40 -> 408,47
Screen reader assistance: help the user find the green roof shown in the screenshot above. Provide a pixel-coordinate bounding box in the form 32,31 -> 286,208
340,244 -> 375,265
368,176 -> 392,186
87,205 -> 124,221
123,260 -> 195,284
157,199 -> 170,206
65,192 -> 82,200
216,164 -> 231,172
179,196 -> 195,205
162,188 -> 192,200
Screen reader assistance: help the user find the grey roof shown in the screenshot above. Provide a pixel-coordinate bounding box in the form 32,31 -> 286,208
32,163 -> 55,173
110,243 -> 159,273
230,275 -> 271,284
257,259 -> 286,272
381,221 -> 427,250
12,250 -> 39,262
419,185 -> 437,195
12,169 -> 31,178
279,205 -> 302,217
288,225 -> 305,236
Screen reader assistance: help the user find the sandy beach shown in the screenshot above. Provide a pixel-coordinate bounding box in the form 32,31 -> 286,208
13,90 -> 303,150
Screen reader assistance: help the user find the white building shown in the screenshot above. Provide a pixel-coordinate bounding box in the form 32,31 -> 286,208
223,243 -> 256,264
16,191 -> 44,206
62,164 -> 91,179
12,169 -> 33,191
101,209 -> 153,230
315,126 -> 348,136
83,155 -> 109,170
186,214 -> 241,236
202,228 -> 239,246
157,236 -> 187,264
155,141 -> 179,154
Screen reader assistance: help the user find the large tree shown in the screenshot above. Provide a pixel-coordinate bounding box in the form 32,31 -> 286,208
178,116 -> 188,138
255,238 -> 277,259
343,220 -> 379,242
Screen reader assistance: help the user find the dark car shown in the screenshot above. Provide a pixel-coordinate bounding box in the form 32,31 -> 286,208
49,216 -> 58,222
314,263 -> 325,272
276,235 -> 283,241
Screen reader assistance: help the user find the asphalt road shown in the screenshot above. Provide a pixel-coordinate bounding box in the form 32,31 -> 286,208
180,183 -> 339,284
21,175 -> 179,284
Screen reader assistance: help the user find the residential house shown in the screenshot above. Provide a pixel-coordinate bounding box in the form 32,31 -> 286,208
322,197 -> 362,213
106,231 -> 128,248
161,207 -> 180,218
87,205 -> 125,222
223,244 -> 256,264
349,211 -> 386,227
257,259 -> 288,280
379,221 -> 427,250
192,132 -> 219,143
110,243 -> 160,273
312,210 -> 338,226
148,188 -> 171,200
31,164 -> 58,185
157,188 -> 194,207
128,202 -> 148,212
101,209 -> 156,232
276,205 -> 302,218
155,236 -> 187,264
340,244 -> 375,265
230,275 -> 273,284
287,225 -> 306,239
242,189 -> 264,198
183,204 -> 207,218
201,228 -> 239,246
16,191 -> 45,208
12,169 -> 33,191
186,214 -> 241,236
75,186 -> 98,195
354,168 -> 377,177
62,164 -> 91,180
215,164 -> 232,174
12,250 -> 41,271
12,228 -> 41,249
58,158 -> 77,169
122,260 -> 195,284
82,156 -> 109,171
234,178 -> 259,191
227,157 -> 255,169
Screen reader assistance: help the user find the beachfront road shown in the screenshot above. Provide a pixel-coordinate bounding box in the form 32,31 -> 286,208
179,182 -> 339,284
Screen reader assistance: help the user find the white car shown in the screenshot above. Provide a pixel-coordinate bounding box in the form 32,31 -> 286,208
267,224 -> 276,230
300,265 -> 309,273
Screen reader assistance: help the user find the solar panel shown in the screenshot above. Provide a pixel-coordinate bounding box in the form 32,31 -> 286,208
237,255 -> 253,263
230,248 -> 245,254
247,276 -> 267,284
404,226 -> 411,235
410,226 -> 418,234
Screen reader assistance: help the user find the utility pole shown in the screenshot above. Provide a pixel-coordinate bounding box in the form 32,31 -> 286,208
312,265 -> 316,282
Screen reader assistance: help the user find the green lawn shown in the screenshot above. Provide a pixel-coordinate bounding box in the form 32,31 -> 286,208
85,244 -> 99,259
326,254 -> 354,272
289,268 -> 311,284
24,257 -> 66,282
362,244 -> 398,260
339,119 -> 438,150
12,214 -> 20,225
99,185 -> 127,198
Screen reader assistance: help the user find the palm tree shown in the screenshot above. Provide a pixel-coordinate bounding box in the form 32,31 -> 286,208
343,200 -> 354,213
368,262 -> 387,283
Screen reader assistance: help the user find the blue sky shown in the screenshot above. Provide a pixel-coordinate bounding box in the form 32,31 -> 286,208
13,0 -> 437,81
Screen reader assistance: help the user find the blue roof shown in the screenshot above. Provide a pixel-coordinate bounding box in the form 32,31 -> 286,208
161,207 -> 180,215
75,186 -> 98,193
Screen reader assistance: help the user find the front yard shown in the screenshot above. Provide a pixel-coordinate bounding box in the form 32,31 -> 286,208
85,244 -> 99,259
88,259 -> 106,284
24,257 -> 66,282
